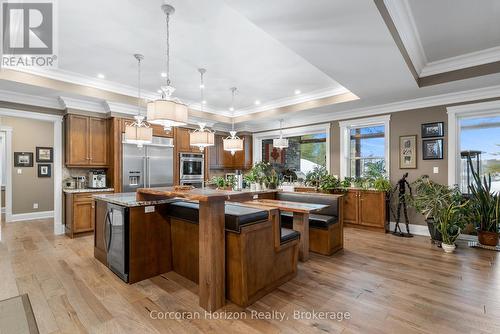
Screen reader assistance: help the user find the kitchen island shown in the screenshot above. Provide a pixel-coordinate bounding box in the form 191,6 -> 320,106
135,187 -> 279,311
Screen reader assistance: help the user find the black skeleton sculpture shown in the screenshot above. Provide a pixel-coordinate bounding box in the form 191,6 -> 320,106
392,173 -> 413,237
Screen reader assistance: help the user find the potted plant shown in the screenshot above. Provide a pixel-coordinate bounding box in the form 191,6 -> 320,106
436,200 -> 468,253
305,166 -> 328,190
210,176 -> 235,190
265,169 -> 279,189
467,157 -> 500,246
319,174 -> 341,193
373,177 -> 392,192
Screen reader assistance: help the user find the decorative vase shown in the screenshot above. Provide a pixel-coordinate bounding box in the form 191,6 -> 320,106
426,218 -> 442,243
477,230 -> 499,247
255,183 -> 262,191
441,243 -> 456,253
250,183 -> 257,191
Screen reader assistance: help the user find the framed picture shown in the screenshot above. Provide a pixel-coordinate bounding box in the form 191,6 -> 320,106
37,164 -> 52,177
36,147 -> 53,162
14,152 -> 33,167
422,139 -> 444,160
399,135 -> 417,169
421,122 -> 444,138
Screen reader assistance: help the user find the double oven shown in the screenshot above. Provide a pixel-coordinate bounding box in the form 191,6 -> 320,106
179,153 -> 204,188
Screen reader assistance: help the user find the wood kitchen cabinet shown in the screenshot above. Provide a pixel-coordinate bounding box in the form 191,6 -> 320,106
208,133 -> 252,170
342,189 -> 387,230
65,191 -> 113,238
65,114 -> 109,167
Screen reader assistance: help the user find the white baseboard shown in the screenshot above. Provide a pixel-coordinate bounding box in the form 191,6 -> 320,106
389,222 -> 430,236
53,223 -> 65,235
8,210 -> 54,222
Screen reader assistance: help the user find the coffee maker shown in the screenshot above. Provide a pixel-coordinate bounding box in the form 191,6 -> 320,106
88,170 -> 107,189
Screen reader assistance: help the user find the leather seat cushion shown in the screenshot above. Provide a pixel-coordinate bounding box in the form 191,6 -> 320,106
276,192 -> 339,217
280,228 -> 300,244
167,201 -> 269,232
280,211 -> 338,230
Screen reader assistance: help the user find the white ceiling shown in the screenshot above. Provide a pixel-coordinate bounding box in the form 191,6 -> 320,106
408,0 -> 500,62
2,0 -> 500,132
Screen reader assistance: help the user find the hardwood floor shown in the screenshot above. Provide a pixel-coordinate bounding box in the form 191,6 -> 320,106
1,219 -> 500,334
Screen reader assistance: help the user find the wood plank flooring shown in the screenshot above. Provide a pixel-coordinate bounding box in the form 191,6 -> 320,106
1,219 -> 500,333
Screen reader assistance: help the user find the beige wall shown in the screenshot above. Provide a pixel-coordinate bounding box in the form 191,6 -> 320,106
0,116 -> 54,214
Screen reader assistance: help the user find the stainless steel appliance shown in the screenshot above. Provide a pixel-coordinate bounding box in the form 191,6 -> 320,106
88,170 -> 107,189
105,203 -> 129,282
180,153 -> 204,187
122,136 -> 174,192
74,176 -> 87,189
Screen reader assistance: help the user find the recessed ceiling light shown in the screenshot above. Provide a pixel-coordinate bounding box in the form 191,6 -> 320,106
294,89 -> 301,95
199,84 -> 205,89
157,89 -> 162,94
255,100 -> 261,105
229,107 -> 234,112
202,100 -> 207,105
160,72 -> 167,78
97,73 -> 105,79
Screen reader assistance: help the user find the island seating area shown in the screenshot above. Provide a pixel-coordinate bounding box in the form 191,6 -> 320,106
92,188 -> 344,311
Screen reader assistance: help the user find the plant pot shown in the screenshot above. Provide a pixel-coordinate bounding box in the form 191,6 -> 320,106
441,243 -> 456,253
426,219 -> 442,242
477,230 -> 499,247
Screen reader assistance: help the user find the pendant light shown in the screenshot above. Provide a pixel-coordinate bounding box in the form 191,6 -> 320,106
273,119 -> 289,149
147,3 -> 188,131
223,87 -> 244,156
190,68 -> 215,151
124,54 -> 153,148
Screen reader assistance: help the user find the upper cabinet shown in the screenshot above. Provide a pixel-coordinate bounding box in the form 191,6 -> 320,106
65,114 -> 109,167
175,127 -> 203,154
208,133 -> 252,170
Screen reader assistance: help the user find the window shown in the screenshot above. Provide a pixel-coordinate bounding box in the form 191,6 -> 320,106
262,133 -> 326,179
339,115 -> 390,179
459,116 -> 500,193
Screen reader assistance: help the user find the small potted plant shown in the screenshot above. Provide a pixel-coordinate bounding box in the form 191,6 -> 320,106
265,169 -> 279,189
210,176 -> 234,190
305,166 -> 328,190
319,174 -> 341,194
467,157 -> 500,246
436,200 -> 468,253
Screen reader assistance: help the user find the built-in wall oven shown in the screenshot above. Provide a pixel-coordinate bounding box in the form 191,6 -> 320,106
180,153 -> 204,187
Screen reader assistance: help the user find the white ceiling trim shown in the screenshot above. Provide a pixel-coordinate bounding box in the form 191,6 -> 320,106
384,0 -> 427,74
420,45 -> 500,77
59,96 -> 106,113
0,88 -> 63,110
104,101 -> 141,115
231,86 -> 351,117
242,83 -> 500,132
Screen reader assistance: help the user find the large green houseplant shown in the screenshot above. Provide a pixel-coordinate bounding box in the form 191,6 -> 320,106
436,200 -> 469,253
467,157 -> 500,246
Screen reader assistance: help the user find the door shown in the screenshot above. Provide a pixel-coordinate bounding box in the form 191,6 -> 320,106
89,117 -> 108,165
343,190 -> 359,224
94,200 -> 108,265
359,191 -> 386,228
66,115 -> 89,165
147,145 -> 174,188
107,204 -> 128,282
122,143 -> 145,192
73,200 -> 94,233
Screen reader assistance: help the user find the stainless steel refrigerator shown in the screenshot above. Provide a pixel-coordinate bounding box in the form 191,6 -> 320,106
122,136 -> 174,192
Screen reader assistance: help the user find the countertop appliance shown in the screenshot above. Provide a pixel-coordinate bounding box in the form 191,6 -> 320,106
180,153 -> 204,187
88,170 -> 107,189
122,136 -> 174,192
105,203 -> 129,282
74,176 -> 87,189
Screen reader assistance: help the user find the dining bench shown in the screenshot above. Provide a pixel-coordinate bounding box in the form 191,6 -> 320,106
166,201 -> 300,307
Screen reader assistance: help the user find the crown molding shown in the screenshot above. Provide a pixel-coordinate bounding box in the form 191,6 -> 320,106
384,0 -> 427,74
104,101 -> 141,115
0,88 -> 63,110
243,84 -> 500,132
59,96 -> 106,113
231,86 -> 350,117
420,46 -> 500,77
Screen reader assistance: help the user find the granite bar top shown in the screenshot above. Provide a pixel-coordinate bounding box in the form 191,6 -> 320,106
93,192 -> 180,207
63,188 -> 114,194
137,187 -> 279,202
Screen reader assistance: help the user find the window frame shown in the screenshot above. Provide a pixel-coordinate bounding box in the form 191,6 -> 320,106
339,115 -> 391,179
447,100 -> 500,187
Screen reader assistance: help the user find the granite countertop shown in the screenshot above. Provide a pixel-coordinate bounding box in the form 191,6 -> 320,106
93,192 -> 180,207
63,188 -> 114,194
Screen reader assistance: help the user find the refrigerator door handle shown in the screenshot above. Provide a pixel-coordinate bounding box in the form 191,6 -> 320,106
107,210 -> 113,251
104,210 -> 111,252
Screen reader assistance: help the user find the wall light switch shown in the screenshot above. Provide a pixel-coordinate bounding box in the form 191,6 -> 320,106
33,203 -> 38,209
17,169 -> 22,174
433,167 -> 439,174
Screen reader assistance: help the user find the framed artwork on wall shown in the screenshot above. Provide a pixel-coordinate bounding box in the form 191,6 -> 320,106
36,147 -> 53,162
14,152 -> 33,167
421,122 -> 444,138
399,135 -> 417,169
422,139 -> 444,160
37,164 -> 52,177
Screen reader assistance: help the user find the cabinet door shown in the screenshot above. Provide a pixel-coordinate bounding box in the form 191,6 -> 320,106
208,137 -> 219,169
343,190 -> 359,224
176,128 -> 192,153
359,191 -> 386,228
94,200 -> 108,265
66,115 -> 89,166
73,200 -> 94,233
89,117 -> 108,166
